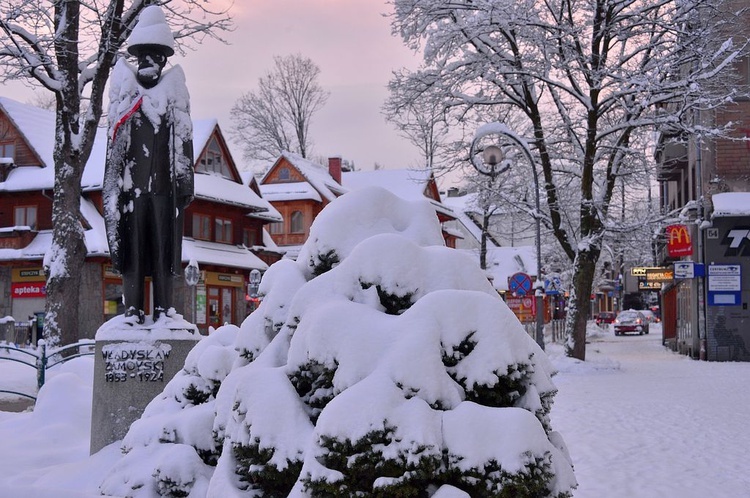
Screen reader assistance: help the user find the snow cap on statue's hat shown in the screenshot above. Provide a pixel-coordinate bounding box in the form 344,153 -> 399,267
127,5 -> 175,57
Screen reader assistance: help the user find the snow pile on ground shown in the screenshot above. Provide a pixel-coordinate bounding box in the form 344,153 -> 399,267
100,186 -> 575,497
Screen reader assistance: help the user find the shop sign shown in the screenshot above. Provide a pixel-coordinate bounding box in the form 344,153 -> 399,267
12,267 -> 45,282
630,266 -> 662,277
673,262 -> 705,279
638,281 -> 662,291
12,282 -> 46,298
205,271 -> 244,288
505,296 -> 536,323
722,227 -> 750,257
645,268 -> 673,283
707,264 -> 741,306
665,224 -> 692,257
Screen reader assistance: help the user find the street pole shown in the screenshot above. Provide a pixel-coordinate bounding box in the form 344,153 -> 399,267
470,123 -> 545,350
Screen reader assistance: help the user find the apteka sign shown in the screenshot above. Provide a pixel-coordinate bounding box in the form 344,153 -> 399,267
11,283 -> 46,298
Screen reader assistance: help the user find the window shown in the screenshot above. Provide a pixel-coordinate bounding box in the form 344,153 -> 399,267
193,214 -> 211,240
197,137 -> 232,178
243,228 -> 258,247
290,211 -> 304,234
278,167 -> 290,181
269,221 -> 284,235
215,217 -> 233,243
0,143 -> 15,160
14,205 -> 37,230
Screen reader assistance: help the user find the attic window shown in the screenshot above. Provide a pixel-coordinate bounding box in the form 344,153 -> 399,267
278,167 -> 290,181
198,137 -> 232,179
0,143 -> 14,161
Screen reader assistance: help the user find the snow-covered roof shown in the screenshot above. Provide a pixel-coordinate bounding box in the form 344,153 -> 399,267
263,152 -> 347,203
182,238 -> 268,271
483,246 -> 538,291
712,192 -> 750,218
0,198 -> 109,262
343,168 -> 454,219
194,173 -> 281,221
260,182 -> 322,203
442,193 -> 493,246
0,97 -> 108,191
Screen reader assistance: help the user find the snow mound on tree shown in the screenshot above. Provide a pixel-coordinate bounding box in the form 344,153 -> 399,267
99,186 -> 576,497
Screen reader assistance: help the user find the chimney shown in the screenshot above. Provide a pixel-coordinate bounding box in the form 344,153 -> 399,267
328,156 -> 342,184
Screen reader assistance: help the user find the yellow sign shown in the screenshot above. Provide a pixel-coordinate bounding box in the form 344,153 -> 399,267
204,271 -> 244,288
12,268 -> 45,282
631,266 -> 662,277
645,268 -> 673,283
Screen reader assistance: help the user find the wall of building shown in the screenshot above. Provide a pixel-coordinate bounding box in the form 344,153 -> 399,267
704,216 -> 750,361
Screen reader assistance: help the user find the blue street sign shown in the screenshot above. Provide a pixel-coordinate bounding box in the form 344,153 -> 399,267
707,264 -> 741,306
544,276 -> 562,295
509,272 -> 533,296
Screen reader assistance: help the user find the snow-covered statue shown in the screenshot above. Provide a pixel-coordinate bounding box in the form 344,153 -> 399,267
104,5 -> 194,324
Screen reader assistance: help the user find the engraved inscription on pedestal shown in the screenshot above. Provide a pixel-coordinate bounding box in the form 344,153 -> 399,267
102,342 -> 171,383
90,323 -> 200,455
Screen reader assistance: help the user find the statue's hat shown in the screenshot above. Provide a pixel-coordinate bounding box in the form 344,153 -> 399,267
127,5 -> 175,57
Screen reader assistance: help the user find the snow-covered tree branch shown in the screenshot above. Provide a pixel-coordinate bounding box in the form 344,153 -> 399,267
388,0 -> 749,359
0,0 -> 232,346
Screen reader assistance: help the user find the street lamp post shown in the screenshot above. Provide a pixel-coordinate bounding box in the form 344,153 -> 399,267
470,123 -> 545,350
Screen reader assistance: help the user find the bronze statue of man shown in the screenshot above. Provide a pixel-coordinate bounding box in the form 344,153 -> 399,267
104,6 -> 194,324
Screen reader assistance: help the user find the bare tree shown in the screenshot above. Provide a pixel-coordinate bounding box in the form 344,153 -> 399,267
384,89 -> 450,170
389,0 -> 749,359
231,54 -> 328,164
0,1 -> 232,346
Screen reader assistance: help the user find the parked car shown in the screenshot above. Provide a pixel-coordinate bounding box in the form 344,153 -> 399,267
640,309 -> 658,324
595,311 -> 616,326
614,310 -> 649,336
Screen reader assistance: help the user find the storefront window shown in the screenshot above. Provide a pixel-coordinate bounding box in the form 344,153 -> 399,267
104,280 -> 125,320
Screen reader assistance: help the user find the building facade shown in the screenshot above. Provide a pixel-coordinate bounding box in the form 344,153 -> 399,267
0,98 -> 282,341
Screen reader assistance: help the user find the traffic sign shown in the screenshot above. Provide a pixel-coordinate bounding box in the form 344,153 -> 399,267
544,276 -> 562,295
509,272 -> 533,296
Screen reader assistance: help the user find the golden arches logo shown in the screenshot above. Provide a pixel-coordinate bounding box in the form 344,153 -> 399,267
665,224 -> 693,256
666,224 -> 691,245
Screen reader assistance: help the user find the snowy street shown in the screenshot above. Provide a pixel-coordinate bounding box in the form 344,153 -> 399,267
549,324 -> 750,498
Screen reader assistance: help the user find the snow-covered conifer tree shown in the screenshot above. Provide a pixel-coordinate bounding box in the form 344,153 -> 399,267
101,187 -> 575,497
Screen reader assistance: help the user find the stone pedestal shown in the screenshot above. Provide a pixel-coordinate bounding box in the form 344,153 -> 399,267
89,314 -> 201,454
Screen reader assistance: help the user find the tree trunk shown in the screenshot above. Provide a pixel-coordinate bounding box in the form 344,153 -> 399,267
564,248 -> 598,360
44,119 -> 87,347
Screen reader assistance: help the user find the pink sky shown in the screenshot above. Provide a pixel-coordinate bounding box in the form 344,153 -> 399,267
5,1 -> 431,175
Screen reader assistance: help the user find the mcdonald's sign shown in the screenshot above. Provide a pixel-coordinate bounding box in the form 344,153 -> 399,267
665,224 -> 693,257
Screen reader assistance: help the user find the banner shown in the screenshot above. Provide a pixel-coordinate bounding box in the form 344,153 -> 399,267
12,282 -> 46,298
665,224 -> 692,257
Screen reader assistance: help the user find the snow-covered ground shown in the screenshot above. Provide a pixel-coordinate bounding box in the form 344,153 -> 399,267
2,322 -> 749,497
548,323 -> 750,498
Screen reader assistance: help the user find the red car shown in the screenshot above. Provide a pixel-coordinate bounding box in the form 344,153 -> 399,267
595,311 -> 616,326
614,310 -> 649,336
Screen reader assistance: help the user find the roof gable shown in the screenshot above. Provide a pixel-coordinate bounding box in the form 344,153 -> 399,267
193,120 -> 243,184
0,98 -> 52,168
261,152 -> 346,203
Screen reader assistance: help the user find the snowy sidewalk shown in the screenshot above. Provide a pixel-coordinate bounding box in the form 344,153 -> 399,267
549,325 -> 750,498
2,325 -> 750,497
